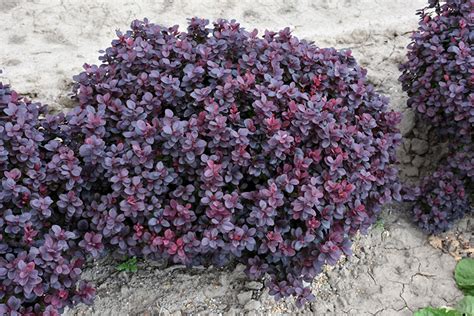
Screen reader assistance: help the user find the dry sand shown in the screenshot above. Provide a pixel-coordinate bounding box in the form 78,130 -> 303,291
0,0 -> 472,315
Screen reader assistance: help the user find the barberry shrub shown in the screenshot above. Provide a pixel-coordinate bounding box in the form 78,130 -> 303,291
399,0 -> 472,137
399,0 -> 473,234
0,83 -> 95,315
65,18 -> 402,306
403,170 -> 470,234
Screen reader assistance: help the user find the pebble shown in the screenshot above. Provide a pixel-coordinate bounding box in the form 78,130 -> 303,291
237,291 -> 253,305
403,139 -> 411,152
399,110 -> 415,136
410,138 -> 429,155
403,166 -> 419,177
401,153 -> 412,164
245,281 -> 264,290
411,155 -> 424,168
244,300 -> 261,311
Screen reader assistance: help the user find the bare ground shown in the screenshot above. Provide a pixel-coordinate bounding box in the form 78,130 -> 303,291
1,0 -> 472,315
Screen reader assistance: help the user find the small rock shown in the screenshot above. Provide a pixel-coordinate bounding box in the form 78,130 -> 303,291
403,139 -> 411,152
237,291 -> 253,305
401,153 -> 412,164
411,155 -> 424,168
232,264 -> 247,278
245,281 -> 263,290
403,166 -> 419,177
244,300 -> 261,311
400,110 -> 415,136
410,138 -> 429,155
203,287 -> 224,299
397,146 -> 411,163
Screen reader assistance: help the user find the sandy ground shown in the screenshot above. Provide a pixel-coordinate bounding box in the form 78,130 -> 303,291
1,0 -> 472,315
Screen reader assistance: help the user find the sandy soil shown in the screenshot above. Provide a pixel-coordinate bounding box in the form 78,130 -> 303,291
1,0 -> 472,315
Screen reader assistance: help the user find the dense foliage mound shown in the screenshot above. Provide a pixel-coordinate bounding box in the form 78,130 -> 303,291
399,0 -> 473,234
1,17 -> 402,312
0,83 -> 95,315
65,18 -> 402,306
404,170 -> 470,234
399,0 -> 472,137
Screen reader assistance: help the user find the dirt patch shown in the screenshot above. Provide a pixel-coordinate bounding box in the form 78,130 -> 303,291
1,0 -> 471,315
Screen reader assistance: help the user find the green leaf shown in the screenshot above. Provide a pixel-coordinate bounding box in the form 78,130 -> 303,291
456,296 -> 474,316
116,257 -> 138,273
455,258 -> 474,296
413,307 -> 460,316
373,218 -> 385,231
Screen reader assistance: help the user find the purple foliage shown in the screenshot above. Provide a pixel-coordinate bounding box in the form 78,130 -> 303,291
399,0 -> 473,137
63,18 -> 402,306
399,0 -> 473,234
403,170 -> 470,234
0,83 -> 95,315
